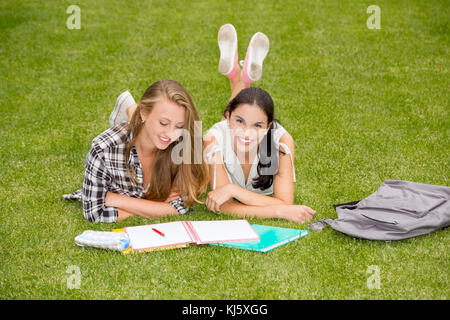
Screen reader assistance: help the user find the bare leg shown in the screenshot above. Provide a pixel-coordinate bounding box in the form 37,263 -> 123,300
229,69 -> 249,102
222,68 -> 250,120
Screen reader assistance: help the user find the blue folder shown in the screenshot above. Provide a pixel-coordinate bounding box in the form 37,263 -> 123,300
210,224 -> 309,253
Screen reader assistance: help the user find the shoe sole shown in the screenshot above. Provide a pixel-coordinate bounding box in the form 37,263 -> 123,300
218,24 -> 237,75
246,32 -> 269,82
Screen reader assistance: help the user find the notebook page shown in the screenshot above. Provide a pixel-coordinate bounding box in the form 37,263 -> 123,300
189,220 -> 259,244
125,221 -> 192,250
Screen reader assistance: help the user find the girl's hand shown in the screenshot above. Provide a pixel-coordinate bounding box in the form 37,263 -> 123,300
164,189 -> 181,203
206,184 -> 236,213
275,205 -> 316,223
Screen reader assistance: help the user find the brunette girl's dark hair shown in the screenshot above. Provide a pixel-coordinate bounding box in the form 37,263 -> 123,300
223,87 -> 284,190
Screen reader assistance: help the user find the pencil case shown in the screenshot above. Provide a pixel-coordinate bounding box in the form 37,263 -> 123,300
75,230 -> 130,251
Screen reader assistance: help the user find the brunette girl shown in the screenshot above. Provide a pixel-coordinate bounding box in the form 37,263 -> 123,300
204,24 -> 316,223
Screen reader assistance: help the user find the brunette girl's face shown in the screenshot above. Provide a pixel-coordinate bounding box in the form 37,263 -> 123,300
227,103 -> 271,153
140,99 -> 186,150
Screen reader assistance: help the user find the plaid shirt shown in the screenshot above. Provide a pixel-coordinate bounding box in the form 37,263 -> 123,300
62,123 -> 189,223
62,124 -> 144,222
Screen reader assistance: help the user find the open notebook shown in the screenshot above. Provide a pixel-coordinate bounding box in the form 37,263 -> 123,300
123,220 -> 260,251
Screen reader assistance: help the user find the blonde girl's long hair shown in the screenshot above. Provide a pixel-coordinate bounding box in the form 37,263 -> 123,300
124,79 -> 208,206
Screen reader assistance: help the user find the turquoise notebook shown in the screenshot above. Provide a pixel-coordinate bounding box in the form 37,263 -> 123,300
210,224 -> 309,253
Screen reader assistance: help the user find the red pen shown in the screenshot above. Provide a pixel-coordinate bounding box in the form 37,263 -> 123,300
152,228 -> 165,237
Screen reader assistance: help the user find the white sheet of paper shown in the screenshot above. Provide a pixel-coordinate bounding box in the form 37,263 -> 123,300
125,221 -> 192,250
189,220 -> 259,244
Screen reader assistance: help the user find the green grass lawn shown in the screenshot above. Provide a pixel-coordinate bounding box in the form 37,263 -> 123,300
0,0 -> 448,299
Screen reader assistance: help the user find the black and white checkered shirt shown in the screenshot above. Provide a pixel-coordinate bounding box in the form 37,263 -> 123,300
62,123 -> 188,223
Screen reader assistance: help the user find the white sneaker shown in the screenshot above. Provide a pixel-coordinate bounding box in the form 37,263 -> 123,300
241,32 -> 269,85
109,90 -> 136,127
218,24 -> 239,80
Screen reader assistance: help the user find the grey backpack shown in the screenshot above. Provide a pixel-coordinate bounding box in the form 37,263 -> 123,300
310,180 -> 450,241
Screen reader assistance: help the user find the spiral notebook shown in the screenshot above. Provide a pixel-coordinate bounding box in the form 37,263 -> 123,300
209,224 -> 309,253
123,220 -> 260,251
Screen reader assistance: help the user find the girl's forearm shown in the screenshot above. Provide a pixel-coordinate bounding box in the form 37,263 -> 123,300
105,192 -> 178,219
220,200 -> 281,219
117,208 -> 135,221
230,184 -> 286,206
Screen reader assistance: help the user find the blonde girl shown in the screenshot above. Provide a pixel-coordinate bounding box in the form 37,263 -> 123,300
63,79 -> 209,223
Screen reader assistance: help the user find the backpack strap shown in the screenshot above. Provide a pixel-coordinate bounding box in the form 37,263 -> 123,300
205,145 -> 222,190
278,142 -> 296,182
333,200 -> 361,211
